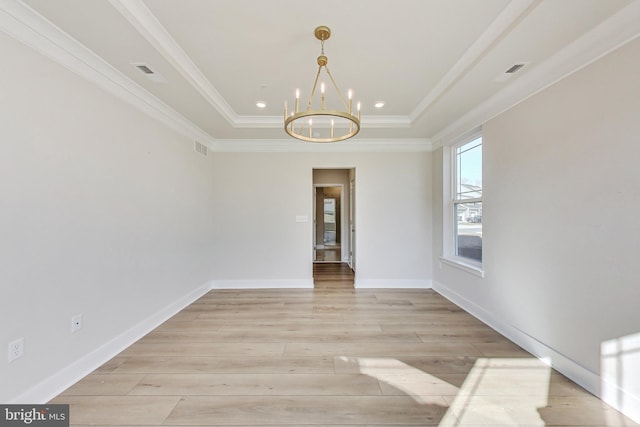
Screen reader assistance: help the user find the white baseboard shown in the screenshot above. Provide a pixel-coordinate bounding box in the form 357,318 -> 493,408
11,281 -> 213,404
211,279 -> 314,289
355,279 -> 432,289
432,281 -> 601,396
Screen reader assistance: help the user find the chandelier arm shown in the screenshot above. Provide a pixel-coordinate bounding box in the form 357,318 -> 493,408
324,66 -> 349,110
306,65 -> 323,111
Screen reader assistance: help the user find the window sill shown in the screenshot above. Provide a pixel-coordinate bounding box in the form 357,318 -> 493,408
440,256 -> 485,278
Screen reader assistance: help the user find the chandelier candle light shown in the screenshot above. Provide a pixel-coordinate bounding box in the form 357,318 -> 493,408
284,26 -> 361,143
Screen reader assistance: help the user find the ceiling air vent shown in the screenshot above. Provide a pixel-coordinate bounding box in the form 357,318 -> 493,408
493,61 -> 530,83
505,63 -> 526,74
135,64 -> 154,74
131,62 -> 167,83
194,141 -> 208,157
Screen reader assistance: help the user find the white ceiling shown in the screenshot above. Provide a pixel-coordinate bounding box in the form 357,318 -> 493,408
5,0 -> 640,150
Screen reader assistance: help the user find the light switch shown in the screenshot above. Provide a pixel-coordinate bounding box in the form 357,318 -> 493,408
296,215 -> 308,222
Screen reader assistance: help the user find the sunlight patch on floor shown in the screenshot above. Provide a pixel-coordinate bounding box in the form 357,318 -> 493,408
440,357 -> 551,426
338,356 -> 456,406
341,356 -> 552,426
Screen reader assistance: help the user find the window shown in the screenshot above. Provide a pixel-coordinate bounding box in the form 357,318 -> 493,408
453,137 -> 482,263
324,199 -> 336,224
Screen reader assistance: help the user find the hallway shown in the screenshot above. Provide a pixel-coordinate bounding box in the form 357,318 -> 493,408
313,262 -> 355,288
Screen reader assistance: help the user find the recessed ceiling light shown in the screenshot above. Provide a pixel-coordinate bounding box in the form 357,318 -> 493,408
374,101 -> 385,109
256,101 -> 267,109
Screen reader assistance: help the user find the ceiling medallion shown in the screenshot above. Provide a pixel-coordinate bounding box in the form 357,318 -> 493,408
284,26 -> 361,143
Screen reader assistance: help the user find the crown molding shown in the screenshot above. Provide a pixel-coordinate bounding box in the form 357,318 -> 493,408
212,138 -> 434,153
409,0 -> 538,123
234,114 -> 412,128
364,115 -> 412,127
108,0 -> 239,126
432,0 -> 640,148
0,0 -> 217,148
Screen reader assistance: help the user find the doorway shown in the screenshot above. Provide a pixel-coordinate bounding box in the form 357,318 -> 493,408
312,168 -> 356,271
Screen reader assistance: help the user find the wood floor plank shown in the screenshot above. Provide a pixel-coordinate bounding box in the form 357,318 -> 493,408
333,355 -> 479,375
60,374 -> 144,396
92,356 -> 130,374
120,342 -> 286,357
111,356 -> 335,374
190,311 -> 344,321
416,327 -> 507,343
49,396 -> 181,425
165,395 -> 449,425
284,342 -> 483,357
216,321 -> 382,332
472,341 -> 533,357
141,330 -> 422,343
128,373 -> 382,396
380,318 -> 488,330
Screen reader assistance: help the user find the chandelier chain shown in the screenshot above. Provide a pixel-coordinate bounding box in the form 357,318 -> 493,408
307,66 -> 323,111
325,66 -> 349,110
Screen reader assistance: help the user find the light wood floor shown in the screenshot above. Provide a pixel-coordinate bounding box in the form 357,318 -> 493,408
51,286 -> 639,426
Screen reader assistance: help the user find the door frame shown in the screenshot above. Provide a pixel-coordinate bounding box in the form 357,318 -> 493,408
313,183 -> 345,262
349,177 -> 355,270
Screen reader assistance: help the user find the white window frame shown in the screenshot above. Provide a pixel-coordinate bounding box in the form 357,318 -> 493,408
441,130 -> 485,278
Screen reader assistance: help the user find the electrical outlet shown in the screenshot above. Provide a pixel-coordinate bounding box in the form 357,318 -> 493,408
8,338 -> 24,363
71,314 -> 82,333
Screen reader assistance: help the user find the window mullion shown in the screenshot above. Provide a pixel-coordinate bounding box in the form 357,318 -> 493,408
453,197 -> 482,204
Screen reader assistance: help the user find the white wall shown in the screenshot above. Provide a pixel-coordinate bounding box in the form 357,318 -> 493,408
0,32 -> 217,402
210,152 -> 433,288
433,37 -> 640,421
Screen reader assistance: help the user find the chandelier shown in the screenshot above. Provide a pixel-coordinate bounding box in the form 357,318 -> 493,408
284,26 -> 361,143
